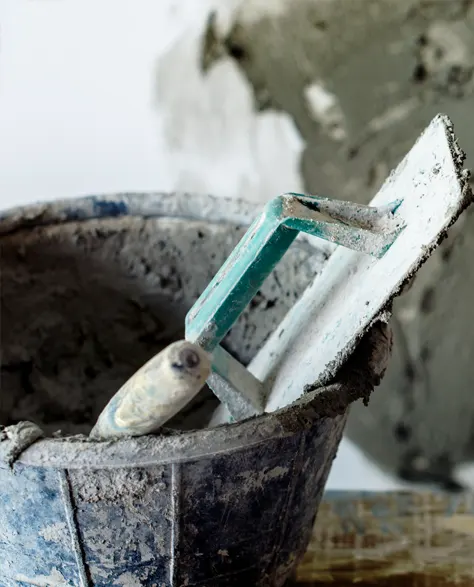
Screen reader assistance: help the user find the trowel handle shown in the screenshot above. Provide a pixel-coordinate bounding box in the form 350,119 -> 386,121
185,193 -> 402,352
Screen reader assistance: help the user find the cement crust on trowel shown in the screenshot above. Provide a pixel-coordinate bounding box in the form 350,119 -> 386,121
165,0 -> 474,489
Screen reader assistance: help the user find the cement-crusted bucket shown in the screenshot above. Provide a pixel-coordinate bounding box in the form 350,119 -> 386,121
0,193 -> 391,587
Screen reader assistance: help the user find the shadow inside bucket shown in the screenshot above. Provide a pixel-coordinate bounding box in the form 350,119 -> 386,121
1,213 -> 319,436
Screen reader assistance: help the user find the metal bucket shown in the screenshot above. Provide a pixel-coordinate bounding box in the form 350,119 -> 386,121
0,193 -> 391,587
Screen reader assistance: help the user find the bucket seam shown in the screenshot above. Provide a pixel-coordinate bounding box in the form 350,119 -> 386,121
170,462 -> 182,586
58,469 -> 91,587
268,431 -> 307,583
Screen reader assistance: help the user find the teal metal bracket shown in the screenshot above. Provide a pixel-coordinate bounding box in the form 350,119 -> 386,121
185,193 -> 404,419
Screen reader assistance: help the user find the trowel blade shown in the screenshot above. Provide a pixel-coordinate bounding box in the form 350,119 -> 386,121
251,114 -> 472,413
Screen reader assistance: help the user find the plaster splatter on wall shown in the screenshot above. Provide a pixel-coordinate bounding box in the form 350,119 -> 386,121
155,7 -> 305,204
303,82 -> 347,142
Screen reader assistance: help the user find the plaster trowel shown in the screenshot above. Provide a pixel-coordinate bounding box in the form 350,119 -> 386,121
204,114 -> 472,426
90,114 -> 472,438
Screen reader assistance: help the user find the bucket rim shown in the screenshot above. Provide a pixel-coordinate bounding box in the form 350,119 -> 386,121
1,192 -> 387,470
0,191 -> 258,236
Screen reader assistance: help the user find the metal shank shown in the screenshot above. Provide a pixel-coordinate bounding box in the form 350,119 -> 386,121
185,193 -> 403,353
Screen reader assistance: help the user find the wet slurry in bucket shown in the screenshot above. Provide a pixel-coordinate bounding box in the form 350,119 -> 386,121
0,212 -> 321,437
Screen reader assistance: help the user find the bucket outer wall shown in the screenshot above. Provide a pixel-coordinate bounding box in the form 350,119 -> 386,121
1,415 -> 346,587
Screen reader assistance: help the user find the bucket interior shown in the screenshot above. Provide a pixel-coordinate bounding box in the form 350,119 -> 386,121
1,210 -> 322,436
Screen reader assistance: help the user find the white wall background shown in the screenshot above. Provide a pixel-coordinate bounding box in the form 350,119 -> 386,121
0,0 -> 405,491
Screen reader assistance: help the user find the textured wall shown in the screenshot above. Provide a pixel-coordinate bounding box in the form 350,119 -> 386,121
156,0 -> 474,489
